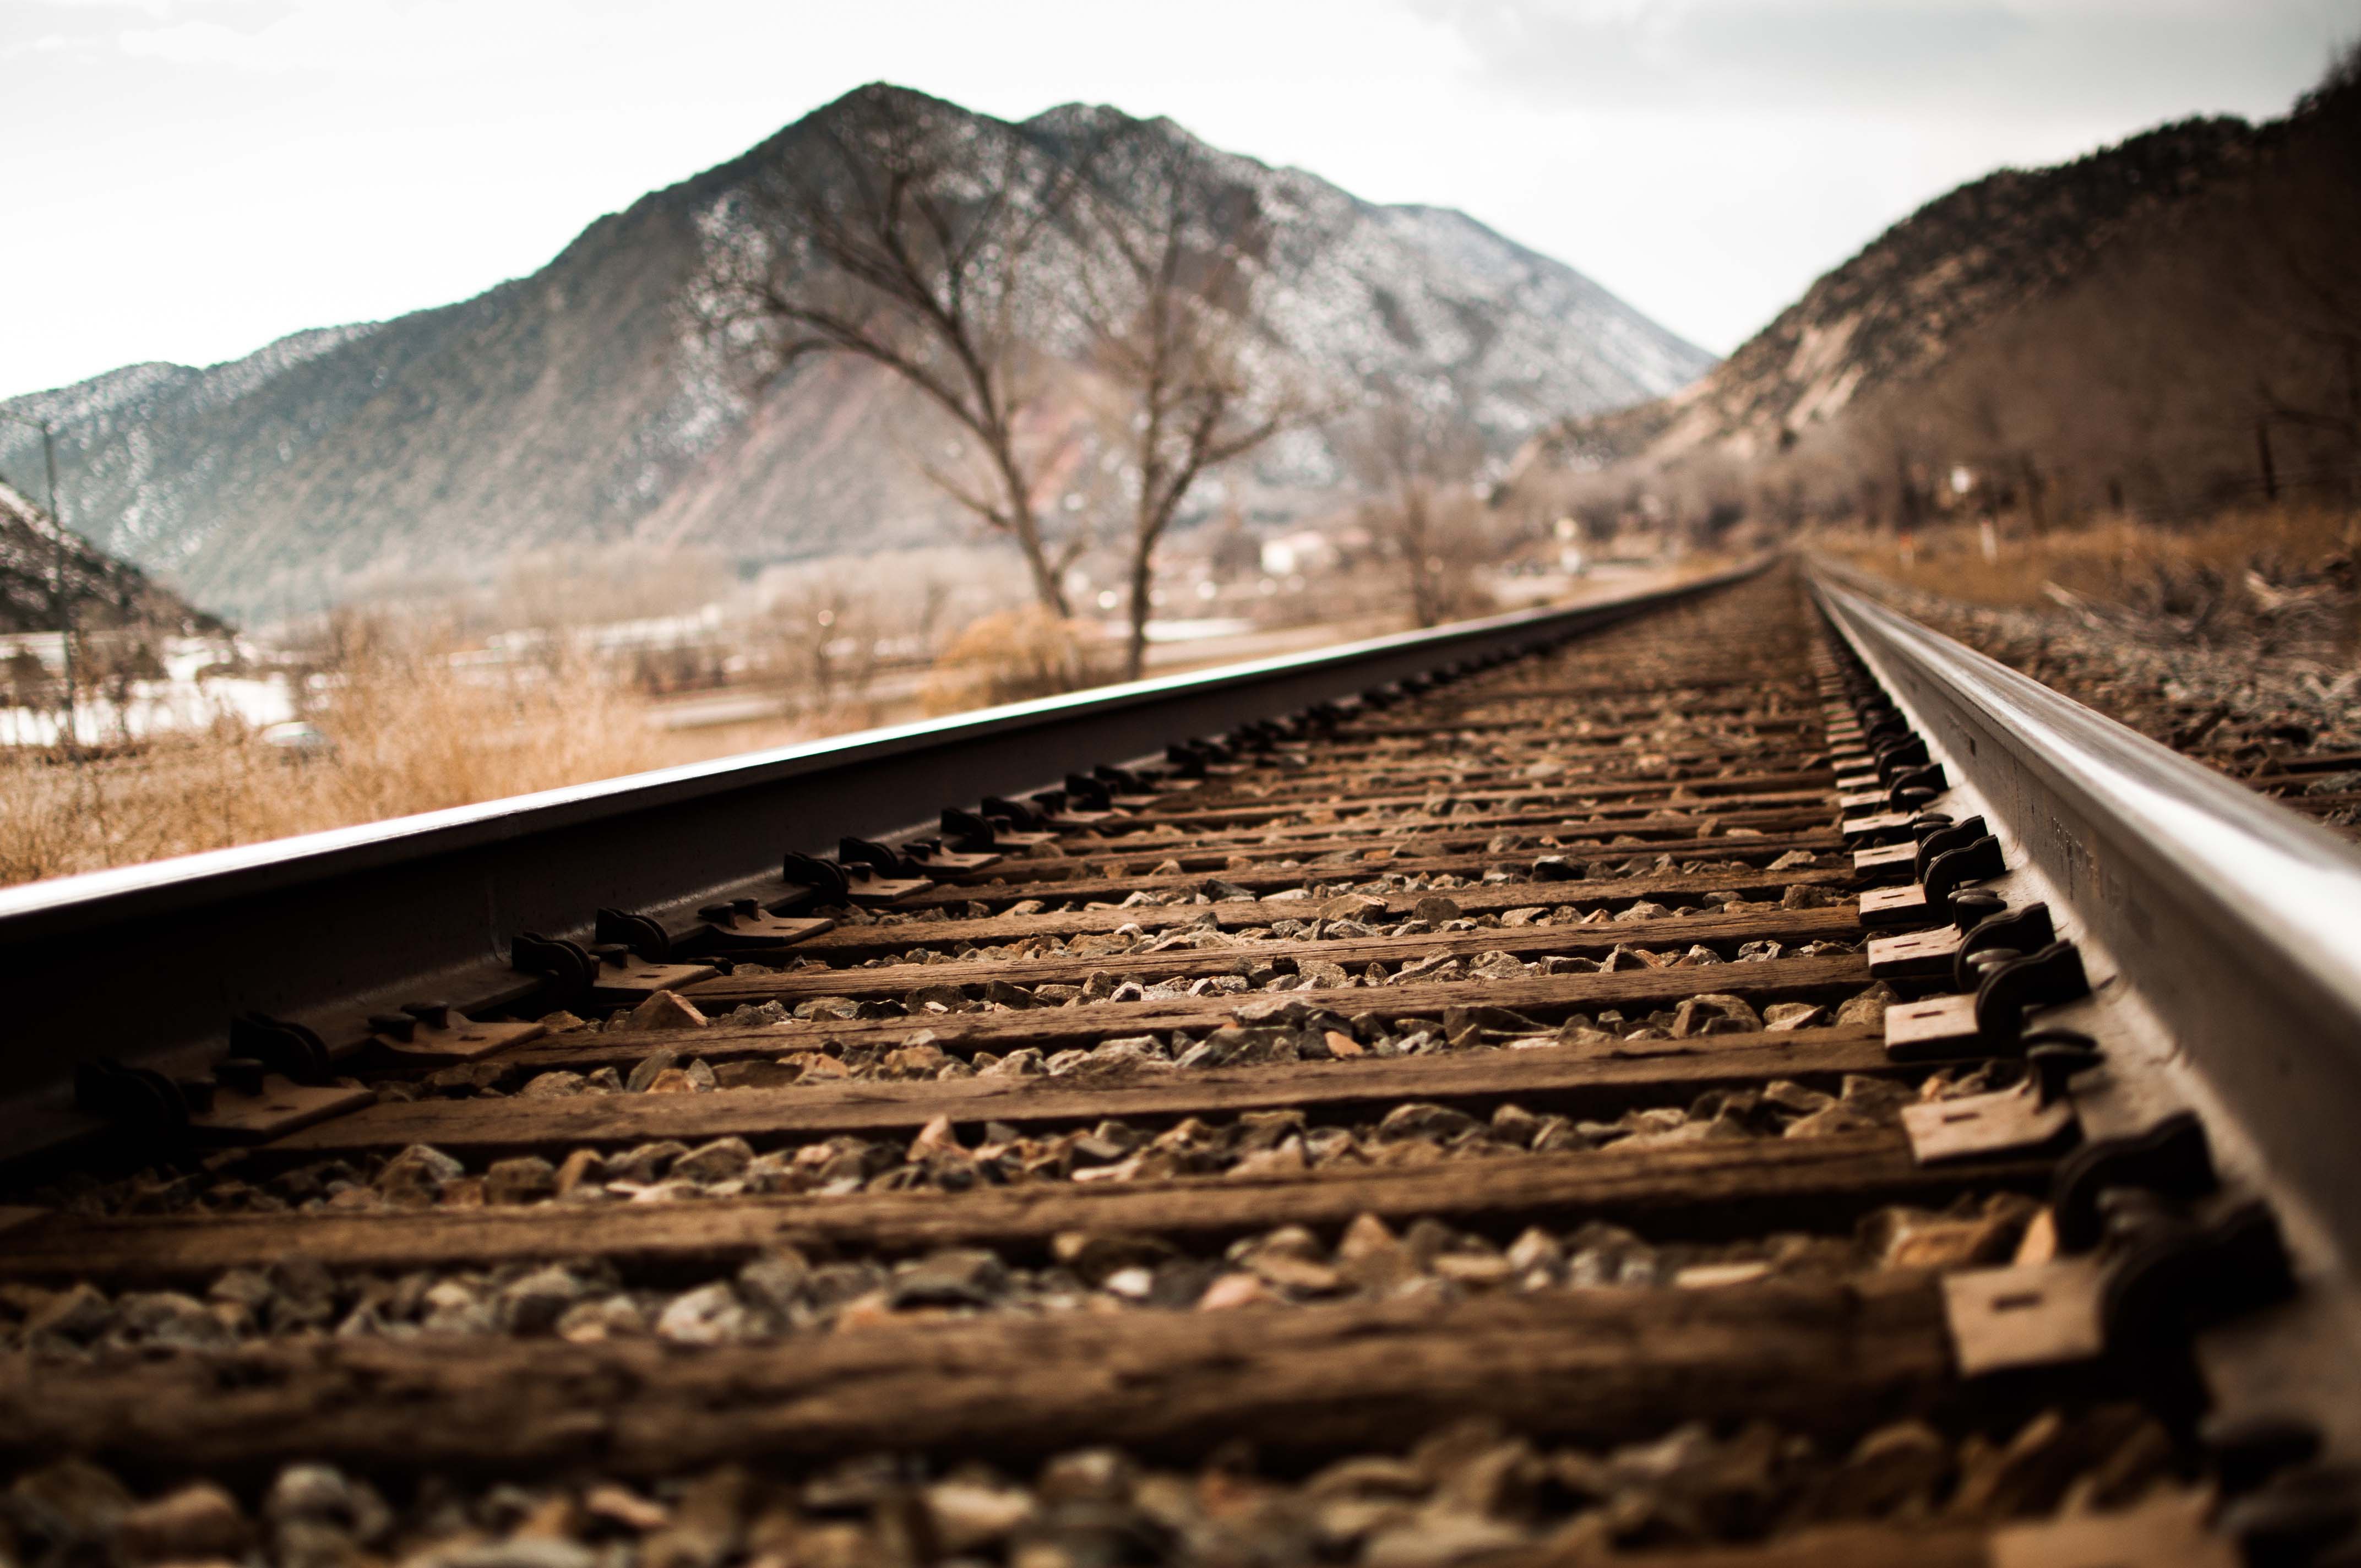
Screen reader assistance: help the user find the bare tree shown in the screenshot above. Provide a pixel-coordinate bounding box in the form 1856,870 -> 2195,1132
1343,380 -> 1489,626
1076,132 -> 1307,678
695,86 -> 1102,614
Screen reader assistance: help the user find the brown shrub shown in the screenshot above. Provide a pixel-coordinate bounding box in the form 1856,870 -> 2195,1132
918,607 -> 1119,716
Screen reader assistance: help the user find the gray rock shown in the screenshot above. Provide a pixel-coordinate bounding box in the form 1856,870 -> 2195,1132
1232,995 -> 1314,1026
805,1261 -> 890,1309
671,1137 -> 755,1184
605,1141 -> 689,1184
1762,1080 -> 1837,1115
1091,1036 -> 1165,1068
117,1291 -> 232,1349
425,1539 -> 599,1568
6,1460 -> 134,1545
1669,994 -> 1762,1038
420,1282 -> 498,1336
1782,1104 -> 1885,1138
1840,1072 -> 1915,1112
1834,983 -> 1898,1028
1505,1227 -> 1565,1277
1362,1510 -> 1528,1565
1489,1104 -> 1545,1146
1376,1103 -> 1482,1143
374,1143 -> 464,1199
266,1463 -> 391,1540
736,1249 -> 813,1316
1293,954 -> 1350,992
116,1481 -> 250,1561
485,1156 -> 557,1205
25,1282 -> 113,1342
794,996 -> 864,1020
924,1480 -> 1037,1554
624,1047 -> 680,1092
552,1295 -> 646,1343
209,1268 -> 275,1311
655,1282 -> 754,1344
496,1267 -> 589,1335
982,979 -> 1038,1008
890,1248 -> 1011,1308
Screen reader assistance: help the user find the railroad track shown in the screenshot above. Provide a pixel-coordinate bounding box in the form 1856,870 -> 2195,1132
3,561 -> 2359,1567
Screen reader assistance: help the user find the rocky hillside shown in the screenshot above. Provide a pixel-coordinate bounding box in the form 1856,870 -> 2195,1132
0,479 -> 222,637
1515,116 -> 2260,476
1,88 -> 1711,619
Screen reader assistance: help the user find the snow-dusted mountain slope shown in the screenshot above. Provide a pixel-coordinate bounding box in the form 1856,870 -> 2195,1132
0,478 -> 221,636
1,87 -> 1711,618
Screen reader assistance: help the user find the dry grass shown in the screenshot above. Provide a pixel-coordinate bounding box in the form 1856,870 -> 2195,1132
0,563 -> 1747,890
0,627 -> 659,889
917,607 -> 1120,716
1810,504 -> 2361,651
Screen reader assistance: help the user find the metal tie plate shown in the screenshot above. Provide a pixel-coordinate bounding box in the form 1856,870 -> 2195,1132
1885,993 -> 1981,1059
1842,809 -> 1919,843
1944,1256 -> 2107,1376
589,956 -> 719,1002
368,1014 -> 546,1066
1854,840 -> 1925,884
1859,883 -> 1932,928
187,1075 -> 377,1144
1904,1080 -> 2076,1163
1868,924 -> 1965,980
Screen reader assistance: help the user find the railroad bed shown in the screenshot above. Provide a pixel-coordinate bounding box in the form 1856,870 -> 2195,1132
2,564 -> 2358,1568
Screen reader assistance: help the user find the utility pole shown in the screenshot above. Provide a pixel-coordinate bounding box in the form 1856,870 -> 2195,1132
1,413 -> 77,751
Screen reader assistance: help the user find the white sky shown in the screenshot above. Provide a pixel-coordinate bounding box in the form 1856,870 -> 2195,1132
3,0 -> 2350,401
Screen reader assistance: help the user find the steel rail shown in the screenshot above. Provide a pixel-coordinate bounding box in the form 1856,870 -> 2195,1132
0,563 -> 1764,1164
1810,569 -> 2361,1277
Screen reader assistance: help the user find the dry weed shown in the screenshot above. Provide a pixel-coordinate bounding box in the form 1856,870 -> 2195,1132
1814,505 -> 2361,653
918,607 -> 1118,716
0,625 -> 658,889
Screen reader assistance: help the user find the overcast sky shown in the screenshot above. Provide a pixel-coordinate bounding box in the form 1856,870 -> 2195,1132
3,0 -> 2349,401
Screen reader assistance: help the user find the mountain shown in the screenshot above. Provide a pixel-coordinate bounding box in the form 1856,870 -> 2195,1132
1515,116 -> 2257,475
0,478 -> 222,638
1509,53 -> 2361,530
0,86 -> 1712,620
